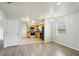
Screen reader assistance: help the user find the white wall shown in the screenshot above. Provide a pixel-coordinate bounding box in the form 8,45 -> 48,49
51,3 -> 79,51
0,10 -> 5,40
52,11 -> 79,51
51,20 -> 56,40
18,22 -> 28,45
44,19 -> 52,42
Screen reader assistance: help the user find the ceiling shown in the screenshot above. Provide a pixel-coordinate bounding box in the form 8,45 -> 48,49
0,2 -> 79,20
0,2 -> 57,20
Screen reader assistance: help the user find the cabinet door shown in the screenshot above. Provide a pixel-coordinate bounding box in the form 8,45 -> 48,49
4,20 -> 19,48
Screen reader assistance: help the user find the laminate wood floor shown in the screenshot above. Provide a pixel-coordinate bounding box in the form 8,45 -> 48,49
21,38 -> 43,45
0,42 -> 79,56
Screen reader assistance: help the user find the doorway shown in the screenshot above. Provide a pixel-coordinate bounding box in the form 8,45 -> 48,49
21,22 -> 44,45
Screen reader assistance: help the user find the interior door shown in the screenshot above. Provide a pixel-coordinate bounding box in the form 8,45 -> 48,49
4,20 -> 19,48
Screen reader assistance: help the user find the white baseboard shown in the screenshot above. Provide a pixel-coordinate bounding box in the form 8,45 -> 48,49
52,40 -> 79,51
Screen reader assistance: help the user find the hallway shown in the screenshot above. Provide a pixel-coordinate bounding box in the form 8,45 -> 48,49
0,42 -> 79,56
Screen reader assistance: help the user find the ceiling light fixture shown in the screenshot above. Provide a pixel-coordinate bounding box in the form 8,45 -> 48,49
56,2 -> 62,5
